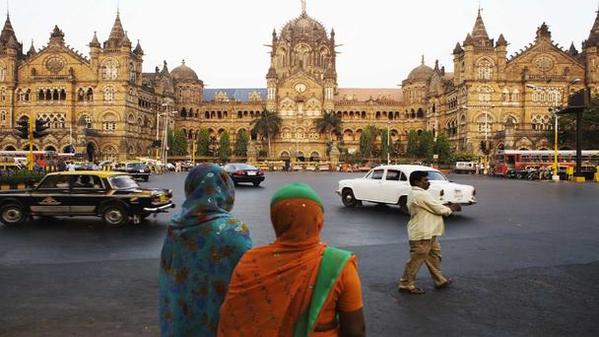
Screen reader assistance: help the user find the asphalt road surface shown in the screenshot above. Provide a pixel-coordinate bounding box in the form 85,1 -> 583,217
1,172 -> 598,337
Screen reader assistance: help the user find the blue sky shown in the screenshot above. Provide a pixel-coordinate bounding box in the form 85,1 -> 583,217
6,0 -> 596,88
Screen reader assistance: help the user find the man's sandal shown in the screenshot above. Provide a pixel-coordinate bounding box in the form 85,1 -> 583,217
398,287 -> 426,295
435,279 -> 454,289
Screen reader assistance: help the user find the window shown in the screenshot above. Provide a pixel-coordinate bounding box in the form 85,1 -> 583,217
386,170 -> 401,181
72,175 -> 103,189
476,59 -> 493,80
370,169 -> 384,180
0,65 -> 5,81
104,86 -> 115,102
102,121 -> 116,131
38,175 -> 70,189
102,59 -> 118,80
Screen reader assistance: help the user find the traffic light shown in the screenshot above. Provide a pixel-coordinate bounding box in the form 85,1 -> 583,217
16,119 -> 29,139
33,119 -> 50,138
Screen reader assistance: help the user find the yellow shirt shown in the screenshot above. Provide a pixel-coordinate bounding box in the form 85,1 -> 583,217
406,186 -> 452,241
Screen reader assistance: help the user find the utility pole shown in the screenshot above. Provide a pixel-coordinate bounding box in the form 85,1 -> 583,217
27,119 -> 34,171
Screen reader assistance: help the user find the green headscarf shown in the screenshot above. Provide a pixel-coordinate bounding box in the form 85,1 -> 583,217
271,182 -> 324,211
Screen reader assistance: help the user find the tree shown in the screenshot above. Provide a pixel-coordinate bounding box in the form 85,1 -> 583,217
168,129 -> 188,156
552,94 -> 599,149
406,130 -> 419,158
218,130 -> 232,161
359,125 -> 377,158
418,131 -> 435,160
314,110 -> 342,141
251,109 -> 282,158
234,129 -> 249,157
434,132 -> 453,164
196,128 -> 210,156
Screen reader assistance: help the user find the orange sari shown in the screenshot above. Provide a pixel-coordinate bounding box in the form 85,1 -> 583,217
218,198 -> 327,337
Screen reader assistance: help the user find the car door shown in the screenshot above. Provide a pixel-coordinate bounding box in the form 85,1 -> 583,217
357,168 -> 385,202
380,169 -> 405,204
69,174 -> 106,215
29,175 -> 71,215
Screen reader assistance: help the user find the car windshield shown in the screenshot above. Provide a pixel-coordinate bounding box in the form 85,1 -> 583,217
128,163 -> 145,170
425,171 -> 448,181
108,175 -> 139,189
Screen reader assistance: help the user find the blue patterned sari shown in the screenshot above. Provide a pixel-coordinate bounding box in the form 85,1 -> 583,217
160,164 -> 252,337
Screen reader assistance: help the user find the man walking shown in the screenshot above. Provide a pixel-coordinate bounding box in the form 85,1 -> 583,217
398,170 -> 461,294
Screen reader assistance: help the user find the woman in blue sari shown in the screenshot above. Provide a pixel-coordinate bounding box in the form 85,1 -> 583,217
160,164 -> 252,337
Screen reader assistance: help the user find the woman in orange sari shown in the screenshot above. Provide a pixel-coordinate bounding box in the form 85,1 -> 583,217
218,183 -> 365,337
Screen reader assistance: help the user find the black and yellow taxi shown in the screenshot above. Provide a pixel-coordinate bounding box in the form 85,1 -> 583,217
0,171 -> 174,227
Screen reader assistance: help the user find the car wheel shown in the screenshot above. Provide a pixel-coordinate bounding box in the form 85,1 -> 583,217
0,203 -> 27,226
101,204 -> 129,227
253,181 -> 261,187
143,176 -> 150,182
341,188 -> 359,208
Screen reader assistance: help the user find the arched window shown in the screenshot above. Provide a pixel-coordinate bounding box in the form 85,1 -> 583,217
0,64 -> 6,81
129,61 -> 136,82
104,86 -> 115,103
478,85 -> 493,105
86,88 -> 94,101
102,112 -> 117,131
476,58 -> 494,80
59,89 -> 66,100
38,89 -> 44,101
477,113 -> 494,134
102,59 -> 119,80
0,110 -> 6,126
77,88 -> 85,102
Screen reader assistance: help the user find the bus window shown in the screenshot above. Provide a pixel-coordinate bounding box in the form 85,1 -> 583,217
507,155 -> 516,165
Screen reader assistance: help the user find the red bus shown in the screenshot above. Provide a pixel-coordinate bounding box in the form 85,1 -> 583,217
492,150 -> 599,176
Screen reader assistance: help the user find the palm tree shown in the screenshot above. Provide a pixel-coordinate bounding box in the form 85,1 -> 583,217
314,110 -> 342,142
250,108 -> 282,158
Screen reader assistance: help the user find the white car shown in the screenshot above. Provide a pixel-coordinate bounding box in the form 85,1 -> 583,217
336,165 -> 476,211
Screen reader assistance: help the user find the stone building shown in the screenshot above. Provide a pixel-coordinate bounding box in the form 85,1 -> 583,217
0,7 -> 597,162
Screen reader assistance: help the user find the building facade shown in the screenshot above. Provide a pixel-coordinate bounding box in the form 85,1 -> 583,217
0,8 -> 597,162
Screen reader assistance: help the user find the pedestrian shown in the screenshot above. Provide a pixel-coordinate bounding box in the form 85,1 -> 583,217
218,183 -> 365,337
66,162 -> 76,171
57,160 -> 66,171
398,171 -> 461,295
159,164 -> 252,337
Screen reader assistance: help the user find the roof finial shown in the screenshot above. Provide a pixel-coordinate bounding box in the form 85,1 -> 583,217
301,0 -> 306,14
478,0 -> 482,15
182,59 -> 185,65
421,55 -> 424,65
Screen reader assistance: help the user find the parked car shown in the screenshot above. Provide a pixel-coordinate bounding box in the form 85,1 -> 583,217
0,171 -> 175,227
454,161 -> 476,174
113,161 -> 151,181
336,165 -> 476,212
223,163 -> 265,186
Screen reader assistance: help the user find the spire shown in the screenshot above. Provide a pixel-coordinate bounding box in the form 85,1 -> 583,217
133,39 -> 144,55
109,11 -> 125,41
421,55 -> 425,65
463,33 -> 474,46
160,60 -> 169,75
27,39 -> 36,56
122,30 -> 131,47
301,0 -> 306,15
471,9 -> 491,46
585,7 -> 599,47
453,42 -> 463,54
496,33 -> 507,47
49,25 -> 65,45
89,31 -> 100,48
535,22 -> 552,43
567,42 -> 579,56
0,12 -> 17,46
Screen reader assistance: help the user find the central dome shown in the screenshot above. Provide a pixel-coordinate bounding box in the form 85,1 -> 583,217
281,12 -> 328,41
171,60 -> 199,82
407,62 -> 433,82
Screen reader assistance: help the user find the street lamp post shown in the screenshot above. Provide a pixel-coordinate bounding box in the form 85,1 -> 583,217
526,79 -> 581,181
387,120 -> 391,165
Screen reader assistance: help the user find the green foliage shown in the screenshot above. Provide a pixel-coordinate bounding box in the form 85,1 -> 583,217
234,129 -> 249,157
314,111 -> 342,141
251,109 -> 282,157
359,125 -> 378,158
218,131 -> 232,161
406,130 -> 419,158
0,170 -> 45,186
553,94 -> 599,149
434,132 -> 453,164
168,129 -> 188,156
196,129 -> 210,156
418,131 -> 435,160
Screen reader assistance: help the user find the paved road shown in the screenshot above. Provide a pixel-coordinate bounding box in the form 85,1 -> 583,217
1,172 -> 598,337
